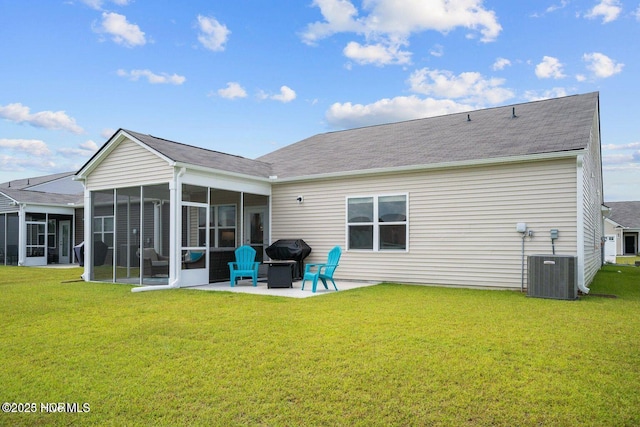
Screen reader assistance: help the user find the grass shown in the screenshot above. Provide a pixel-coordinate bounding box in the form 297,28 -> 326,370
1,265 -> 639,426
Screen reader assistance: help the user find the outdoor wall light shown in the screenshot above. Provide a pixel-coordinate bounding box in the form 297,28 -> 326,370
296,196 -> 304,204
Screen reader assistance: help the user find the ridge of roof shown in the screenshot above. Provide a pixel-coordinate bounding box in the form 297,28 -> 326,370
309,92 -> 599,139
258,92 -> 600,179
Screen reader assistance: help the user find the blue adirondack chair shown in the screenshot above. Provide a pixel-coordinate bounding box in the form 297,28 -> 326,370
228,245 -> 260,287
302,246 -> 341,293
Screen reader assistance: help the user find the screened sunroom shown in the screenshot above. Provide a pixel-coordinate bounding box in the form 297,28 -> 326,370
76,129 -> 271,290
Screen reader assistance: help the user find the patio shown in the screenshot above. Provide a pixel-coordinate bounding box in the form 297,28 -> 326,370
36,264 -> 378,297
183,278 -> 378,298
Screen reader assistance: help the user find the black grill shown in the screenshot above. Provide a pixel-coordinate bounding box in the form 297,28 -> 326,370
265,239 -> 312,279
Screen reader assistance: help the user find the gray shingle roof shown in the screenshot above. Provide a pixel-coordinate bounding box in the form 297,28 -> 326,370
0,171 -> 76,191
0,188 -> 81,206
0,171 -> 83,206
606,201 -> 640,229
258,92 -> 599,179
122,130 -> 273,179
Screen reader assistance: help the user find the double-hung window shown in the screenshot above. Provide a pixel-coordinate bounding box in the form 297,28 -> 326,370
93,216 -> 114,249
197,205 -> 237,248
347,194 -> 408,251
211,205 -> 236,248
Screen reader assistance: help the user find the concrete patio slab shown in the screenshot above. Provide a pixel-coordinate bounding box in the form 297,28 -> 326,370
183,278 -> 378,298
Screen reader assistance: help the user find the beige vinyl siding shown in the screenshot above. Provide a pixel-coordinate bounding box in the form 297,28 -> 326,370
581,110 -> 604,287
86,138 -> 173,190
271,158 -> 578,289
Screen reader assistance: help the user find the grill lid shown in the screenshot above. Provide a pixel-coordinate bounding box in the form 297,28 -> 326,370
265,239 -> 312,261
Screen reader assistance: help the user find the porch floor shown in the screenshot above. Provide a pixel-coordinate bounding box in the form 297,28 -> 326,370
183,278 -> 378,298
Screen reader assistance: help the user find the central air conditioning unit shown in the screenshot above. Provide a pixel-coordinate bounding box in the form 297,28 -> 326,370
527,255 -> 577,300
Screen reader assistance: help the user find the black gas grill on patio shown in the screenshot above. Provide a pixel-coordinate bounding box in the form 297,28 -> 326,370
265,239 -> 312,279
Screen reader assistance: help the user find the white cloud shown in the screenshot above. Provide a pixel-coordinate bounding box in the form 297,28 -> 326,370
408,68 -> 514,105
493,57 -> 511,71
547,1 -> 569,13
101,128 -> 116,139
0,103 -> 84,134
535,56 -> 566,79
217,82 -> 247,99
602,153 -> 640,169
523,88 -> 569,101
0,155 -> 57,173
80,0 -> 131,10
325,95 -> 473,129
0,138 -> 52,156
343,41 -> 411,66
602,142 -> 640,150
81,140 -> 100,151
364,0 -> 501,42
0,138 -> 100,174
196,15 -> 230,52
635,5 -> 640,20
301,0 -> 501,66
96,12 -> 146,47
259,86 -> 297,103
602,142 -> 640,171
271,86 -> 297,103
583,52 -> 623,78
585,0 -> 622,23
301,0 -> 363,45
429,44 -> 444,58
117,69 -> 186,85
57,140 -> 100,157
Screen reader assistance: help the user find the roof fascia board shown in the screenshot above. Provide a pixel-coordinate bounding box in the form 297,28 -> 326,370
605,217 -> 624,228
0,191 -> 19,204
75,129 -> 175,179
272,149 -> 586,183
14,203 -> 77,214
173,162 -> 272,183
82,178 -> 171,193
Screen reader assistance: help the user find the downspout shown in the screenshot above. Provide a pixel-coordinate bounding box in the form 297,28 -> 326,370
132,167 -> 185,293
131,278 -> 179,292
17,203 -> 25,266
576,155 -> 590,294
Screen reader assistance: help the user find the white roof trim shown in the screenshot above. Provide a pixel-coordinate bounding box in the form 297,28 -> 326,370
0,191 -> 19,204
605,217 -> 625,228
174,161 -> 272,183
75,129 -> 175,179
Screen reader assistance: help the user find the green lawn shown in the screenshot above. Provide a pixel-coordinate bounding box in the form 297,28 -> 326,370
1,265 -> 639,426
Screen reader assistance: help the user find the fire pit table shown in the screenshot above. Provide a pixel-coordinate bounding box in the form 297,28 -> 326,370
263,260 -> 297,288
265,239 -> 312,280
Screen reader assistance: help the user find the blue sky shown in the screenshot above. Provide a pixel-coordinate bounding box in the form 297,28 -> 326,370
0,0 -> 638,201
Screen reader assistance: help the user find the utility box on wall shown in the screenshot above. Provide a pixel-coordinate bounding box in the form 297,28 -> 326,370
527,255 -> 577,300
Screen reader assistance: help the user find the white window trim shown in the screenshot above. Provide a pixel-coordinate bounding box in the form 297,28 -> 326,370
93,216 -> 114,249
205,204 -> 237,248
26,220 -> 46,257
345,193 -> 409,252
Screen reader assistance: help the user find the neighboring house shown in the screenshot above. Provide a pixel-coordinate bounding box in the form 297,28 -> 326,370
603,201 -> 640,261
70,91 -> 605,293
3,92 -> 606,293
0,172 -> 83,266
